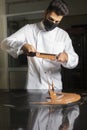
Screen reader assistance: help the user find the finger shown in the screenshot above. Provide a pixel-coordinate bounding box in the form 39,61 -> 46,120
27,46 -> 35,53
57,55 -> 66,62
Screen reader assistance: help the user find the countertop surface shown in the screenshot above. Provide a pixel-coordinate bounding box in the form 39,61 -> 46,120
0,89 -> 87,130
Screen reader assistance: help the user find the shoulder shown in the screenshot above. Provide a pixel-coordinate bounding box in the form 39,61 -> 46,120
23,23 -> 40,33
57,27 -> 69,36
25,23 -> 39,29
55,27 -> 71,41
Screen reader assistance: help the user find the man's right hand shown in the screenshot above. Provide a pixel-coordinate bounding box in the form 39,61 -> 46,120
21,43 -> 36,55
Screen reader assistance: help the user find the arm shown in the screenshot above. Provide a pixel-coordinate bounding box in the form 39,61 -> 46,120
57,35 -> 79,69
21,43 -> 36,55
0,25 -> 35,58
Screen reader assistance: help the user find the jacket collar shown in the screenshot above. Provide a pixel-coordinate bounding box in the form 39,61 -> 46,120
37,21 -> 46,31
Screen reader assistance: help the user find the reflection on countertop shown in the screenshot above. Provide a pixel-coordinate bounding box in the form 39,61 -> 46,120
0,89 -> 87,130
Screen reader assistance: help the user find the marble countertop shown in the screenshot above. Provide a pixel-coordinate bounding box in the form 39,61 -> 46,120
0,89 -> 87,130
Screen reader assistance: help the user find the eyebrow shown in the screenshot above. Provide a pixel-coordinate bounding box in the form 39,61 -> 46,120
48,16 -> 60,23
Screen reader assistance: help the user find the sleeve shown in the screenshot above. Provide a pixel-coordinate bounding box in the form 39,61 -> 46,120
68,105 -> 80,130
0,25 -> 28,58
61,34 -> 79,69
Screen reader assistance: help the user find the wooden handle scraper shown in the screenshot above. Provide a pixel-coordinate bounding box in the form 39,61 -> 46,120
27,52 -> 58,60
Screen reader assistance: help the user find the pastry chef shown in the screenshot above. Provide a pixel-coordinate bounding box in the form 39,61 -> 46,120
1,0 -> 78,93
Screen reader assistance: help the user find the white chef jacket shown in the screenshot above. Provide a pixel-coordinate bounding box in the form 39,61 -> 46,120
1,21 -> 78,91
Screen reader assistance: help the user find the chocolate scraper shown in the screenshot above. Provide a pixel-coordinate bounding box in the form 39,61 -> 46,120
27,52 -> 58,60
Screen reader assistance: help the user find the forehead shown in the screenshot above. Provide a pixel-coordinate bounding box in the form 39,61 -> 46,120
46,11 -> 63,21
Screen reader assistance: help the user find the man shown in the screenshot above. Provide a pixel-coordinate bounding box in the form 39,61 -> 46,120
1,0 -> 78,92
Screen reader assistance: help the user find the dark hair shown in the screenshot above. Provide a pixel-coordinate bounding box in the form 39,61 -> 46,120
46,0 -> 69,16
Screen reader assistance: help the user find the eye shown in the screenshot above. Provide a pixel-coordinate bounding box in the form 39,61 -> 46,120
47,17 -> 60,24
48,17 -> 54,21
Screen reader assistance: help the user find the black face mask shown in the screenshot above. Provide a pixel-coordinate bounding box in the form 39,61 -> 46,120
43,19 -> 58,31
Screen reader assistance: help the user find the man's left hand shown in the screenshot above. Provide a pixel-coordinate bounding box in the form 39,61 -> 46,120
57,52 -> 68,63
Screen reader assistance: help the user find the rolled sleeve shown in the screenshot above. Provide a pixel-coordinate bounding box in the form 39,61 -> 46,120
62,52 -> 79,69
0,25 -> 28,58
61,34 -> 79,69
